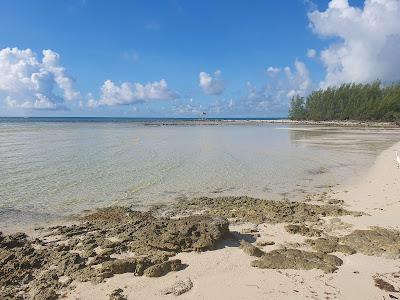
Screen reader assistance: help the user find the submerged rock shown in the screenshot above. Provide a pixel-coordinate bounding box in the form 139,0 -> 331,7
174,196 -> 353,224
239,240 -> 265,257
340,227 -> 400,258
251,248 -> 343,273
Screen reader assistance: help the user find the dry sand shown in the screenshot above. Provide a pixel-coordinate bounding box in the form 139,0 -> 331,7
66,141 -> 400,300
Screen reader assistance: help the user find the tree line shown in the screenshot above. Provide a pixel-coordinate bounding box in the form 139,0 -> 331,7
288,81 -> 400,122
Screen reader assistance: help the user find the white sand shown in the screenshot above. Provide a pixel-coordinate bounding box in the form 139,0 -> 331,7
67,141 -> 400,300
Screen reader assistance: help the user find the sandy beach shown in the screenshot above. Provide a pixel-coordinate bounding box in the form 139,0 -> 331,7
1,135 -> 400,300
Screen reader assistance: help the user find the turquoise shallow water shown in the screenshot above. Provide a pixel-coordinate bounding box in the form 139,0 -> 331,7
1,118 -> 399,230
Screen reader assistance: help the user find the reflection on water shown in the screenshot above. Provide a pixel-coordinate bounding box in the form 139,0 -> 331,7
0,120 -> 399,230
289,127 -> 399,153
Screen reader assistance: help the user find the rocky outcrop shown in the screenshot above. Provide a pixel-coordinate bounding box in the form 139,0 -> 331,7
340,227 -> 400,258
0,207 -> 229,299
174,196 -> 354,224
239,240 -> 265,257
79,207 -> 229,256
109,288 -> 127,300
306,237 -> 356,255
143,259 -> 184,277
161,278 -> 194,296
251,248 -> 343,273
284,224 -> 322,237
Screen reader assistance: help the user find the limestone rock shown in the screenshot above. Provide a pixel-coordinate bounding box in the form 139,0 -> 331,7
161,278 -> 193,296
239,240 -> 264,257
307,237 -> 356,254
174,196 -> 354,224
256,240 -> 275,246
251,248 -> 343,273
109,288 -> 127,300
340,227 -> 400,258
284,224 -> 322,237
144,259 -> 184,277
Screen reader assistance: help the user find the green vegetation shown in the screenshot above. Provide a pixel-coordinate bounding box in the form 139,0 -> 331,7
288,81 -> 400,122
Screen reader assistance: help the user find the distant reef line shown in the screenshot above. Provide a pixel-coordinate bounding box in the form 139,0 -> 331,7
145,119 -> 400,128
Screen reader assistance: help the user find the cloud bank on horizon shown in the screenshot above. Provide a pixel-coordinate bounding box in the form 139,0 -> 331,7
0,0 -> 399,116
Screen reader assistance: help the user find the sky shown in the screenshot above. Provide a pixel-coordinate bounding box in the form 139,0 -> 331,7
0,0 -> 399,117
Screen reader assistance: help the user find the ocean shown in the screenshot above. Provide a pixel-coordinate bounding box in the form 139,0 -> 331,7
1,117 -> 399,231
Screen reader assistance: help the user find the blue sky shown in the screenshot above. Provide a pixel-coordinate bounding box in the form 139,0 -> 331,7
1,0 -> 398,117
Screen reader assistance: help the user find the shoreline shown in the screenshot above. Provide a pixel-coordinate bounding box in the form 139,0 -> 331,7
1,141 -> 400,299
5,123 -> 400,235
147,119 -> 400,128
67,140 -> 400,299
2,116 -> 399,128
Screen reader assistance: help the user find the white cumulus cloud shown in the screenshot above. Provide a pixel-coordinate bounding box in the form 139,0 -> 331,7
308,0 -> 400,86
215,60 -> 313,115
307,48 -> 317,58
199,70 -> 225,95
171,98 -> 203,115
88,79 -> 179,107
267,67 -> 281,76
0,47 -> 80,110
283,59 -> 313,98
